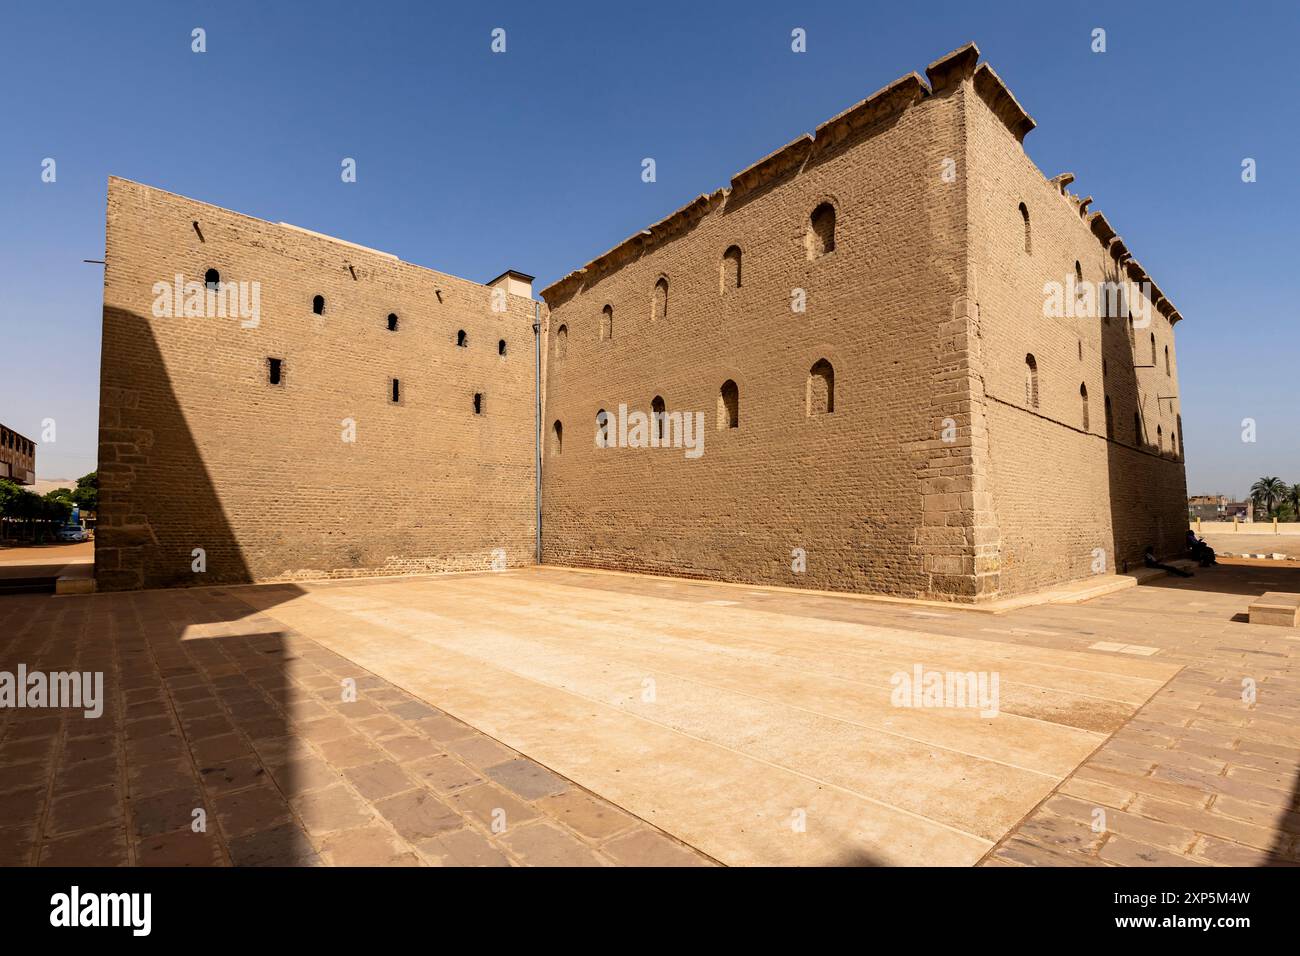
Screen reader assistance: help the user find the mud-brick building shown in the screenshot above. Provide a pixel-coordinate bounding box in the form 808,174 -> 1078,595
98,42 -> 1188,602
96,179 -> 538,590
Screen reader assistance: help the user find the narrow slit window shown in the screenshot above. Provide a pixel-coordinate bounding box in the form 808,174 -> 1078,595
806,203 -> 836,259
652,278 -> 668,322
718,380 -> 739,430
473,393 -> 483,415
457,329 -> 468,348
387,313 -> 398,332
391,378 -> 401,403
267,357 -> 283,385
808,359 -> 834,416
721,246 -> 742,292
498,339 -> 507,356
595,409 -> 610,448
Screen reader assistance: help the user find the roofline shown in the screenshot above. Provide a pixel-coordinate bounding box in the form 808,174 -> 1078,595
486,269 -> 536,284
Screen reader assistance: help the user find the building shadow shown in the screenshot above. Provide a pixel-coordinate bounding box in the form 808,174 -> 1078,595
0,305 -> 320,866
1102,266 -> 1185,579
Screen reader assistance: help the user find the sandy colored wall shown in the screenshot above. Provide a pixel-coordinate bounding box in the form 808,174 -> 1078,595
540,87 -> 980,600
965,92 -> 1189,594
97,178 -> 537,590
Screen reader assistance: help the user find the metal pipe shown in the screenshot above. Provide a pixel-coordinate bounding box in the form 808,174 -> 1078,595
533,301 -> 542,565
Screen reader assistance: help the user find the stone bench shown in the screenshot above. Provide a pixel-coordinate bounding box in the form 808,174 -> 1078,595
1248,592 -> 1300,627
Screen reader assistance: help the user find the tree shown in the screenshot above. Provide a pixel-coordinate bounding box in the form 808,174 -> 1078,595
0,480 -> 72,542
1250,476 -> 1288,518
73,471 -> 98,513
1289,483 -> 1300,523
45,487 -> 74,506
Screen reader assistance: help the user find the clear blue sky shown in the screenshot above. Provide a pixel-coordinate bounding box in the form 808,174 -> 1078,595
1,0 -> 1295,497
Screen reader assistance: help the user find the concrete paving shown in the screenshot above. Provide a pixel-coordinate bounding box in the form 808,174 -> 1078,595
0,585 -> 710,866
4,558 -> 1298,866
233,567 -> 1182,865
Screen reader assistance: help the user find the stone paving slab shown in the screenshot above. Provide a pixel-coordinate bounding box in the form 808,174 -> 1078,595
0,587 -> 713,867
5,560 -> 1299,866
231,568 -> 1181,866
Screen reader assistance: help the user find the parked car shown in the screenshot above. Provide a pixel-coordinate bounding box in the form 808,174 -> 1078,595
57,526 -> 87,542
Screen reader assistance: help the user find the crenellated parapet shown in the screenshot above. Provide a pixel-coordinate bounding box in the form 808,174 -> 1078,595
541,40 -> 1180,327
543,41 -> 1035,309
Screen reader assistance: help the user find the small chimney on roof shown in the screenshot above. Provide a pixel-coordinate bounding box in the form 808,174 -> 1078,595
487,269 -> 535,300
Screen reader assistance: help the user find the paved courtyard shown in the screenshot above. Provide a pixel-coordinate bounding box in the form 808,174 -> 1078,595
1,560 -> 1298,866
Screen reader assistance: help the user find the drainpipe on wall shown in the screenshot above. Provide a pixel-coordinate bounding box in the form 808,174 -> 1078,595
533,301 -> 542,565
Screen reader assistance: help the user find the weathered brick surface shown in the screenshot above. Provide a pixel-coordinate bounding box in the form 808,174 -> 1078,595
98,178 -> 537,590
97,43 -> 1187,602
966,84 -> 1188,595
538,46 -> 1187,601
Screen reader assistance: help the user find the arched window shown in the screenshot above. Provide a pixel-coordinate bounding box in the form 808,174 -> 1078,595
652,278 -> 668,322
600,304 -> 613,341
387,313 -> 398,332
1080,383 -> 1089,431
1024,354 -> 1039,410
457,329 -> 468,348
1164,345 -> 1170,375
1074,261 -> 1084,305
1171,426 -> 1178,457
718,380 -> 739,430
721,245 -> 742,293
1018,202 -> 1031,254
806,203 -> 836,259
312,294 -> 325,315
204,268 -> 220,291
1150,333 -> 1157,366
595,409 -> 610,448
473,393 -> 484,415
651,395 -> 666,442
1176,414 -> 1183,458
808,359 -> 834,416
1104,395 -> 1114,439
553,324 -> 566,358
498,339 -> 507,356
1134,411 -> 1143,445
1157,424 -> 1163,452
550,420 -> 563,457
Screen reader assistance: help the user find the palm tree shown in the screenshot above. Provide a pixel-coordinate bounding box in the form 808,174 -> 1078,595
1289,483 -> 1300,522
1250,476 -> 1287,518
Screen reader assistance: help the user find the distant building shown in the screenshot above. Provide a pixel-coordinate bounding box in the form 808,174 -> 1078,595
0,424 -> 36,485
1188,495 -> 1249,522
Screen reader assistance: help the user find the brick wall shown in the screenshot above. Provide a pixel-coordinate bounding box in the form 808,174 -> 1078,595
539,76 -> 981,600
97,44 -> 1190,602
538,45 -> 1188,602
965,84 -> 1188,595
97,178 -> 537,591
